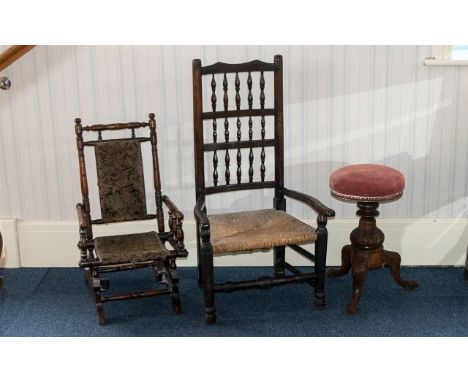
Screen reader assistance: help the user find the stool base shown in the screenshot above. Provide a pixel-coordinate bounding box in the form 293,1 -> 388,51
328,201 -> 418,314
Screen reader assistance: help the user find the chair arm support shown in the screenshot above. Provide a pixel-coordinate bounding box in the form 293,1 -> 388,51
162,195 -> 185,252
76,203 -> 88,230
162,195 -> 184,220
76,203 -> 90,262
194,196 -> 210,226
283,188 -> 335,218
194,196 -> 212,248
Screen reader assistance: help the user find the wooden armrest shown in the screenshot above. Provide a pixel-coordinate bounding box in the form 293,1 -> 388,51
162,195 -> 184,220
76,203 -> 88,229
194,196 -> 210,226
284,188 -> 335,218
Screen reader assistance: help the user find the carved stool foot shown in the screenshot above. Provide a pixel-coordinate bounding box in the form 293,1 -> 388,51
383,250 -> 418,290
346,250 -> 368,314
328,245 -> 352,279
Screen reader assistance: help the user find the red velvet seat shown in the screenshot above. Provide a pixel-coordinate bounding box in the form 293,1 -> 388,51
329,164 -> 405,202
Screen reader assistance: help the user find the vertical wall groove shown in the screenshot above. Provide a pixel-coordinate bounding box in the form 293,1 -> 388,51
0,45 -> 467,220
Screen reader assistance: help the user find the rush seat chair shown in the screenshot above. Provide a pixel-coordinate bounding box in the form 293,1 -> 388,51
192,55 -> 335,324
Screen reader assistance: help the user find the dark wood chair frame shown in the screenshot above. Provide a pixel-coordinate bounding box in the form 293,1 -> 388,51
75,113 -> 188,325
192,55 -> 335,324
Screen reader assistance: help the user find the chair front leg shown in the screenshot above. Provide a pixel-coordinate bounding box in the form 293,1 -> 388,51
273,246 -> 285,277
314,214 -> 329,308
200,224 -> 216,324
196,223 -> 203,287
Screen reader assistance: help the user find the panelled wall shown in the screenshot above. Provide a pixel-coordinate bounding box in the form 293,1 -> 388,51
1,45 -> 468,222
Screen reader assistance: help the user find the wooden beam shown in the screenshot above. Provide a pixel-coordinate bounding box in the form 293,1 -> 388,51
0,45 -> 35,72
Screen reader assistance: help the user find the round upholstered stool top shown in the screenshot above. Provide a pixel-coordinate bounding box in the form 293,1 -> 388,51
329,164 -> 405,202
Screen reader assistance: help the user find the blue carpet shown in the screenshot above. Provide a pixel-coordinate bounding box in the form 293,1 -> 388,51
0,267 -> 466,336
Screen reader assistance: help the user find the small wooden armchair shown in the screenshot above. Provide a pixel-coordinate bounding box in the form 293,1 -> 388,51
192,55 -> 335,324
75,113 -> 187,325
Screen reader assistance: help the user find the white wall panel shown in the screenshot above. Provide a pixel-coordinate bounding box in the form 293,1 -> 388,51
1,45 -> 468,220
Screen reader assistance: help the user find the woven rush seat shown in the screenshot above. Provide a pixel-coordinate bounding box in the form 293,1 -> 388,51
208,209 -> 317,256
94,231 -> 169,265
329,164 -> 405,202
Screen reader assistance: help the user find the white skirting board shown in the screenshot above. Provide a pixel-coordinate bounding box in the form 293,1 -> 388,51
0,218 -> 467,268
0,219 -> 20,268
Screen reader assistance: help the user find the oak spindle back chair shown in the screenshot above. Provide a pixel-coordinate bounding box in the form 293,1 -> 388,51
75,113 -> 187,325
193,55 -> 335,324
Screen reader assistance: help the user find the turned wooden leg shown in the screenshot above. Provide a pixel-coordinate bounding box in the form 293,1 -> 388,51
383,250 -> 418,290
93,285 -> 106,325
201,252 -> 216,324
328,245 -> 353,279
200,224 -> 216,324
96,302 -> 106,325
90,270 -> 106,325
346,250 -> 369,314
273,246 -> 286,278
314,215 -> 329,308
83,267 -> 93,287
196,224 -> 203,288
165,259 -> 182,314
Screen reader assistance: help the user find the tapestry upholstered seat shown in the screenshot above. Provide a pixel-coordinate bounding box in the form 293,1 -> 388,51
209,209 -> 317,256
94,231 -> 169,265
75,114 -> 187,325
193,55 -> 335,324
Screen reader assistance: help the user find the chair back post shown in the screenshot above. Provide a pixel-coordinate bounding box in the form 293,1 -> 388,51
192,59 -> 205,202
149,113 -> 165,233
273,54 -> 285,211
75,117 -> 93,239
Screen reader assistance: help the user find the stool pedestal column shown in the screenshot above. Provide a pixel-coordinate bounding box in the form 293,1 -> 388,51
328,201 -> 418,314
